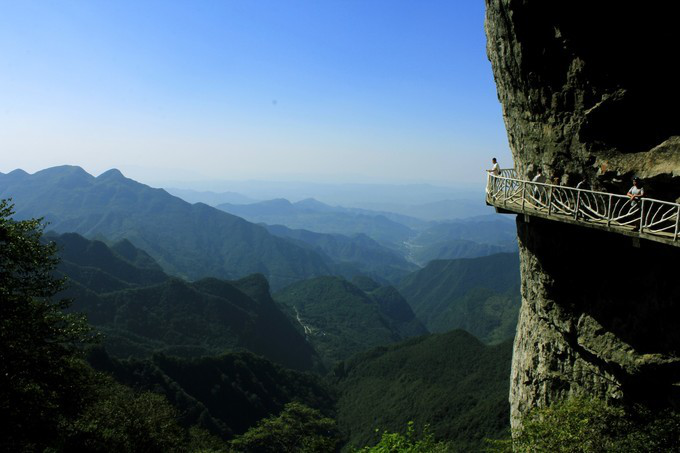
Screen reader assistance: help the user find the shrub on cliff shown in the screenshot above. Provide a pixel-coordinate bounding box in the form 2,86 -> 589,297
489,397 -> 680,452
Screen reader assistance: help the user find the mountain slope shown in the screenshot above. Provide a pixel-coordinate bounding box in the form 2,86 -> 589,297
0,166 -> 331,289
274,276 -> 427,366
398,253 -> 520,343
334,330 -> 512,450
50,233 -> 321,371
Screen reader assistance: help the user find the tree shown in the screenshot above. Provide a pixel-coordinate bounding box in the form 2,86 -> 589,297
229,402 -> 340,452
353,422 -> 450,453
0,199 -> 93,450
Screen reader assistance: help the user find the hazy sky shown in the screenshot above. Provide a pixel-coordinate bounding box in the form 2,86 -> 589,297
0,0 -> 512,187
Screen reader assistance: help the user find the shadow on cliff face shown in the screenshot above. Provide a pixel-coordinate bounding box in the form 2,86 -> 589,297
506,2 -> 680,154
517,215 -> 680,408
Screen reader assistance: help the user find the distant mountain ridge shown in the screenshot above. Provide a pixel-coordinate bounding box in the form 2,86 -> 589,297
265,224 -> 418,284
0,166 -> 332,289
217,197 -> 416,247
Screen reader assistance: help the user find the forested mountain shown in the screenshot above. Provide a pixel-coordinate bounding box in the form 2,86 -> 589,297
88,348 -> 336,440
265,224 -> 418,284
51,233 -> 322,371
399,253 -> 520,343
217,198 -> 416,246
0,166 -> 331,289
406,216 -> 517,265
274,276 -> 427,366
334,330 -> 512,451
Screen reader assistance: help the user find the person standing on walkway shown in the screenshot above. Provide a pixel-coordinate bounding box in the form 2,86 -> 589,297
627,177 -> 644,207
487,158 -> 500,176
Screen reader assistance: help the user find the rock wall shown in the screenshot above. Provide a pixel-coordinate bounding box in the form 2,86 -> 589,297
484,0 -> 680,428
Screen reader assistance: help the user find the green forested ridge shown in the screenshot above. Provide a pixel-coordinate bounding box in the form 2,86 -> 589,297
399,253 -> 520,343
88,348 -> 336,441
266,224 -> 418,284
274,276 -> 427,366
51,233 -> 322,371
0,166 -> 332,289
333,330 -> 512,451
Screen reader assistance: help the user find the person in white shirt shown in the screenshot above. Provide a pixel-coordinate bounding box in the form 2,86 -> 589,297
532,168 -> 546,184
531,168 -> 547,204
487,158 -> 500,176
627,177 -> 644,207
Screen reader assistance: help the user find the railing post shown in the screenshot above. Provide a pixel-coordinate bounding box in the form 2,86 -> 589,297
675,206 -> 680,241
607,194 -> 612,227
574,190 -> 581,220
547,186 -> 553,216
521,182 -> 526,212
504,178 -> 508,208
639,199 -> 646,234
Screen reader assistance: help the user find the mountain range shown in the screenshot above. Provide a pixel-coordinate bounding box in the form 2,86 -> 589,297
0,166 -> 334,289
51,232 -> 322,371
217,198 -> 417,247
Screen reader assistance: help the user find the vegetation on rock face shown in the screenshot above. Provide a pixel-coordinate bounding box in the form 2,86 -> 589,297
333,330 -> 512,451
489,397 -> 680,453
398,253 -> 520,343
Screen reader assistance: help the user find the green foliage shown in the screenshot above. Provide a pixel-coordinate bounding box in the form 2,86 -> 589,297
61,373 -> 194,452
489,397 -> 680,453
334,330 -> 512,451
0,199 -> 94,450
229,402 -> 340,453
1,199 -> 218,452
353,422 -> 449,453
398,253 -> 520,343
274,276 -> 426,366
89,349 -> 337,440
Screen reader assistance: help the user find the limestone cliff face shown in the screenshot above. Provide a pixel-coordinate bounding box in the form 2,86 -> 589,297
484,0 -> 680,427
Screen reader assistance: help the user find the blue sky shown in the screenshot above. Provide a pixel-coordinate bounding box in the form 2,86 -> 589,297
0,0 -> 512,186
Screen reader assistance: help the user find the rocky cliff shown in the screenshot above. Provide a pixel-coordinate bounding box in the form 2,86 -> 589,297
484,0 -> 680,427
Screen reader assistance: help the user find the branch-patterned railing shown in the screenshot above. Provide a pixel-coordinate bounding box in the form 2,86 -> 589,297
486,169 -> 680,242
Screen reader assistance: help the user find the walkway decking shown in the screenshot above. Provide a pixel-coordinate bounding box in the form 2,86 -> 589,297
486,169 -> 680,247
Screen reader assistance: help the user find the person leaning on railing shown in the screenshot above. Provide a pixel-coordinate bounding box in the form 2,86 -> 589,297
627,177 -> 644,207
627,176 -> 644,231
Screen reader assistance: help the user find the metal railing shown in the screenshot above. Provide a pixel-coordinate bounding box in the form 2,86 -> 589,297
486,169 -> 680,243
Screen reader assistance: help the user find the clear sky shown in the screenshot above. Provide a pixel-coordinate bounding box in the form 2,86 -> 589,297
0,0 -> 512,187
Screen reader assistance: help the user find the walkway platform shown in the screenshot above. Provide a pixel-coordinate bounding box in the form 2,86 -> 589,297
486,169 -> 680,248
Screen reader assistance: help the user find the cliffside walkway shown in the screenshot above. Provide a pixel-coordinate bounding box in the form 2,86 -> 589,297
486,169 -> 680,247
